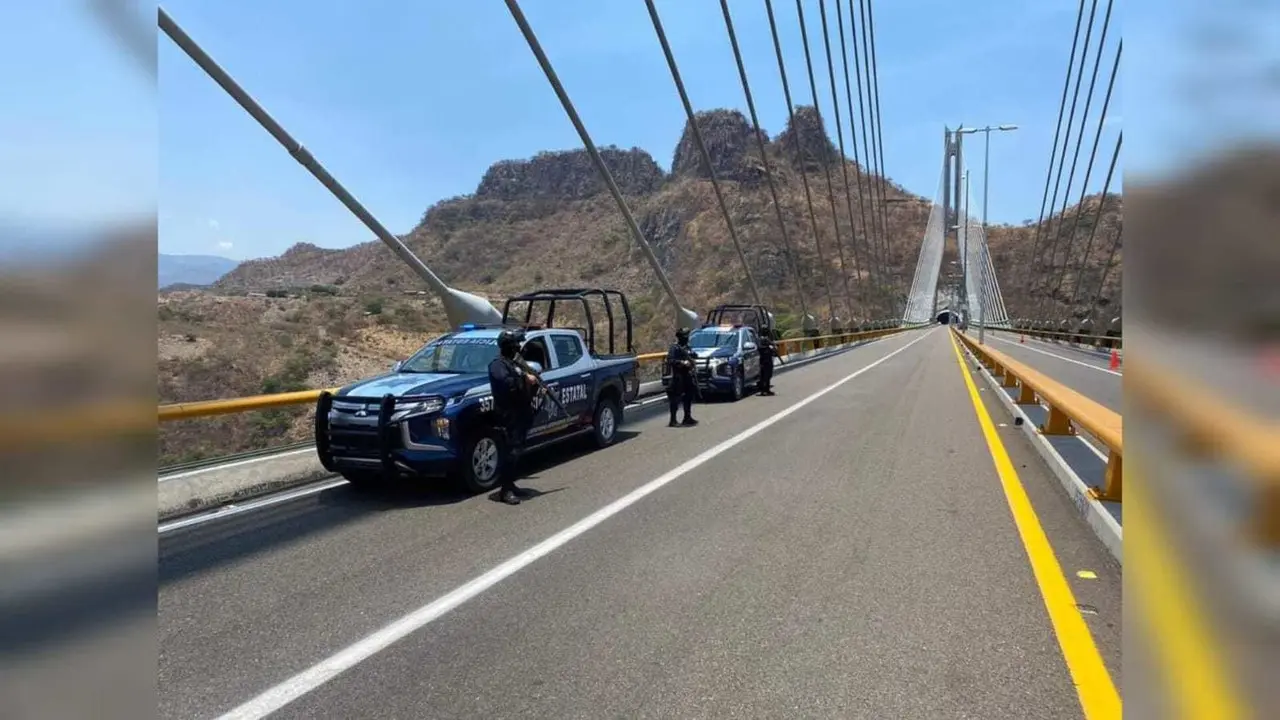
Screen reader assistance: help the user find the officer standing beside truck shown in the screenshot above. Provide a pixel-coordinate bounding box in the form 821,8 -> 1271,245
758,332 -> 778,396
488,329 -> 539,505
665,327 -> 698,427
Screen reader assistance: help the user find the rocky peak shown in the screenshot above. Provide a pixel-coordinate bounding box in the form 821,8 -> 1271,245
278,242 -> 339,260
774,105 -> 839,171
475,146 -> 666,202
670,109 -> 769,183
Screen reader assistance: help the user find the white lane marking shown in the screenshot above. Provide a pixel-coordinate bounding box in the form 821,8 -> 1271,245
989,334 -> 1122,377
159,478 -> 351,534
213,330 -> 933,720
160,447 -> 315,483
160,335 -> 899,532
158,357 -> 815,533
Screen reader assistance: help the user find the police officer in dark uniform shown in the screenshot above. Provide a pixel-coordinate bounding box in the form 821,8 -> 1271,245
665,327 -> 698,427
488,329 -> 539,505
758,332 -> 778,396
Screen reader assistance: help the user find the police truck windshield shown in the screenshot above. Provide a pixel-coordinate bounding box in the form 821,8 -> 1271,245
401,337 -> 498,374
689,331 -> 737,349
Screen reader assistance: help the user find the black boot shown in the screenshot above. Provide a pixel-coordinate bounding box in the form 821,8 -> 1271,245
499,486 -> 521,505
681,416 -> 699,426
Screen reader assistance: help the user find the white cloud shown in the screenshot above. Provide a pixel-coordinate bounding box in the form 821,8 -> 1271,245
208,218 -> 220,230
217,241 -> 233,250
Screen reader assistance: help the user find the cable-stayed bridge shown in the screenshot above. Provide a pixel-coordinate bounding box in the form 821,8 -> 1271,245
106,3 -> 1273,719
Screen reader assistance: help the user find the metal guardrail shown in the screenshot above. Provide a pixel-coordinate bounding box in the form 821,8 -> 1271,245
158,327 -> 910,422
1126,356 -> 1280,546
954,330 -> 1124,504
1012,327 -> 1123,349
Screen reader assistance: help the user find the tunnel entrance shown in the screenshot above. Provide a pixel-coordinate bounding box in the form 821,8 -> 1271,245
936,310 -> 955,325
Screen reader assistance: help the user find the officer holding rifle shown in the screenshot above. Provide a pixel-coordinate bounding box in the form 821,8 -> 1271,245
488,329 -> 565,505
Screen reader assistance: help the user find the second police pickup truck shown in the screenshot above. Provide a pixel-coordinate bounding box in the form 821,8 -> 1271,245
316,289 -> 640,493
663,303 -> 776,401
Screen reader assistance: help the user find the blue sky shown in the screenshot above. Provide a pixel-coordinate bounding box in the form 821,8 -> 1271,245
0,1 -> 155,239
154,0 -> 1127,261
4,1 -> 1133,262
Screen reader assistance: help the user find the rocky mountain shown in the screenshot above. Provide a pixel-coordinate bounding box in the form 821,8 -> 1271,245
158,254 -> 239,288
160,106 -> 1124,465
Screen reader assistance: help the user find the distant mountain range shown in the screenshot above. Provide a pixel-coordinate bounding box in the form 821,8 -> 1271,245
159,254 -> 239,288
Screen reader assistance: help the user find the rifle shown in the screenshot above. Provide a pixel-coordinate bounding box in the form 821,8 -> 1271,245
511,355 -> 568,418
666,348 -> 700,400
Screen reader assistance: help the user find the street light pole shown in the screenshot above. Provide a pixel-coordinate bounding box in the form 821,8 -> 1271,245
955,124 -> 1018,235
956,124 -> 1016,325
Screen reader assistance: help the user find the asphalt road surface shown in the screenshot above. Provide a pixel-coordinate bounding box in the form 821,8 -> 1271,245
981,330 -> 1121,412
159,328 -> 1123,719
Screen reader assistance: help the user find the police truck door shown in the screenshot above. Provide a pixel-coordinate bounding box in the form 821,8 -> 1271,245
547,332 -> 592,423
742,328 -> 761,383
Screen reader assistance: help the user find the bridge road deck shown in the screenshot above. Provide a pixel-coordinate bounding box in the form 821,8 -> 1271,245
158,328 -> 1124,719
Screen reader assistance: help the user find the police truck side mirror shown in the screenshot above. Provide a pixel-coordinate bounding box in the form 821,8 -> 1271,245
744,342 -> 757,351
391,360 -> 404,372
525,361 -> 544,374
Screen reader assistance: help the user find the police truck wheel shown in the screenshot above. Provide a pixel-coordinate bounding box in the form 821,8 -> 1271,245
460,428 -> 504,493
731,369 -> 744,401
591,396 -> 620,448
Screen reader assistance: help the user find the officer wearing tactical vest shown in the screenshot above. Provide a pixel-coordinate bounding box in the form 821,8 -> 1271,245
758,332 -> 778,396
488,329 -> 539,505
665,327 -> 698,427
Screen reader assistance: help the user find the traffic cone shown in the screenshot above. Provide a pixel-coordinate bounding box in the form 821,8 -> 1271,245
1109,349 -> 1121,371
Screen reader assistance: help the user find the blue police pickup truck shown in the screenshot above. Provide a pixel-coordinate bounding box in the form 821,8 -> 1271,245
315,289 -> 640,493
664,322 -> 765,401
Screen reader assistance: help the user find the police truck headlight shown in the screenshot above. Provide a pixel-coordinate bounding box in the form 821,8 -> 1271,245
389,396 -> 445,423
433,417 -> 451,439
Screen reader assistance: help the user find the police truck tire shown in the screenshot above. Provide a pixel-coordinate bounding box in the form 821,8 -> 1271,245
731,369 -> 744,401
460,427 -> 505,494
591,396 -> 620,449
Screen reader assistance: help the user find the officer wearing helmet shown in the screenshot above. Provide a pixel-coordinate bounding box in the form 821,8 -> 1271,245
665,327 -> 698,427
488,329 -> 539,505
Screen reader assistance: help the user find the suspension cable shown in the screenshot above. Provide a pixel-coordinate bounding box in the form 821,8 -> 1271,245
719,0 -> 811,323
642,0 -> 763,308
764,0 -> 839,326
503,0 -> 695,327
1061,132 -> 1122,324
796,0 -> 856,323
1033,0 -> 1102,317
833,0 -> 883,312
1083,211 -> 1123,326
855,0 -> 891,310
1052,39 -> 1122,318
1023,0 -> 1089,307
846,0 -> 885,313
864,0 -> 897,312
818,0 -> 870,318
1038,0 -> 1114,315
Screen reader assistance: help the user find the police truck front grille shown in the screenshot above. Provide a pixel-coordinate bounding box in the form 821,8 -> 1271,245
328,399 -> 398,458
329,429 -> 382,458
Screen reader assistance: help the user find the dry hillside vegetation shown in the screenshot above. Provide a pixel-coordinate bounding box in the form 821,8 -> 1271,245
160,107 -> 1123,465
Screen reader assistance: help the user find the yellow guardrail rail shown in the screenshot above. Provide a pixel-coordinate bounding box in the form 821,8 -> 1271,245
0,401 -> 155,452
1126,356 -> 1280,545
157,326 -> 909,422
954,329 -> 1124,503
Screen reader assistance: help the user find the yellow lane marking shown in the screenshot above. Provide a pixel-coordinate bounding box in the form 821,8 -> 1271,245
948,332 -> 1122,719
1126,450 -> 1248,719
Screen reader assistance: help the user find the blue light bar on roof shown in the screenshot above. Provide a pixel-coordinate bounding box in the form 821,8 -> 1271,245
460,323 -> 479,331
